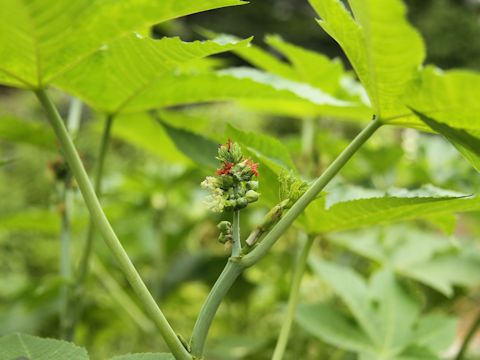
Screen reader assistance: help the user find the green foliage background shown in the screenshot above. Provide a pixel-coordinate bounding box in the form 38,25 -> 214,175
0,0 -> 480,359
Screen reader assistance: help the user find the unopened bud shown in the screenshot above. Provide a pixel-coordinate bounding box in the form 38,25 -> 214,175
245,190 -> 259,203
217,221 -> 231,232
247,181 -> 259,191
235,197 -> 248,209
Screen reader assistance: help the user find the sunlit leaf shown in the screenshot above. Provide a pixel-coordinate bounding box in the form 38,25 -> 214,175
304,185 -> 478,233
309,0 -> 425,119
412,109 -> 480,173
404,66 -> 480,130
55,36 -> 252,114
0,0 -> 246,88
265,34 -> 345,93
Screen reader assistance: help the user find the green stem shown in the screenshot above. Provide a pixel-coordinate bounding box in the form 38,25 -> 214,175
272,236 -> 315,360
232,210 -> 241,257
35,89 -> 191,360
59,181 -> 73,339
67,114 -> 114,338
242,118 -> 382,267
66,98 -> 82,136
61,98 -> 82,340
190,259 -> 243,357
77,114 -> 114,285
455,310 -> 480,360
189,118 -> 382,358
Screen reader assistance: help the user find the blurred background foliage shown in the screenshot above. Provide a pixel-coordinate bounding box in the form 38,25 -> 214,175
1,0 -> 480,359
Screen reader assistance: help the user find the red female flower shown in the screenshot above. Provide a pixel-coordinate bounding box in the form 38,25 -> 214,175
245,159 -> 259,177
216,162 -> 234,175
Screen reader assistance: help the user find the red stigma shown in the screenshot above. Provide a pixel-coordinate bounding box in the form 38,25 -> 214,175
216,162 -> 234,175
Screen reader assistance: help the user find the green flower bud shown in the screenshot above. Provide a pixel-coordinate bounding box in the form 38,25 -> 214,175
218,232 -> 227,244
245,190 -> 259,203
247,181 -> 259,191
235,197 -> 248,209
219,175 -> 234,190
217,221 -> 231,232
224,199 -> 236,211
217,140 -> 243,164
229,142 -> 243,163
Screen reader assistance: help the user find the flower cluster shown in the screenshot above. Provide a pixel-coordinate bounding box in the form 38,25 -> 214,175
201,139 -> 260,213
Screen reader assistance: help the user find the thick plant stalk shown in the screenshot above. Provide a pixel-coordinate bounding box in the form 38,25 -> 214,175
190,118 -> 382,358
35,89 -> 191,360
232,210 -> 241,257
242,118 -> 382,267
77,114 -> 114,285
68,114 -> 114,338
59,181 -> 73,340
272,236 -> 315,360
61,97 -> 82,340
190,259 -> 243,356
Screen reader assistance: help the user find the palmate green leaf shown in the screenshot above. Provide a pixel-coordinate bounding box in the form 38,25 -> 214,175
221,32 -> 345,93
308,0 -> 425,119
369,270 -> 419,355
412,314 -> 458,354
394,347 -> 442,360
405,66 -> 480,130
264,34 -> 345,93
206,32 -> 371,120
158,120 -> 219,170
0,0 -> 246,88
0,116 -> 56,151
402,252 -> 480,296
308,258 -> 380,342
0,333 -> 88,360
306,261 -> 456,358
359,347 -> 439,360
208,33 -> 297,79
122,69 -> 371,121
110,113 -> 191,165
303,185 -> 480,233
412,109 -> 480,173
296,303 -> 375,353
109,353 -> 174,360
55,36 -> 252,114
329,227 -> 480,296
